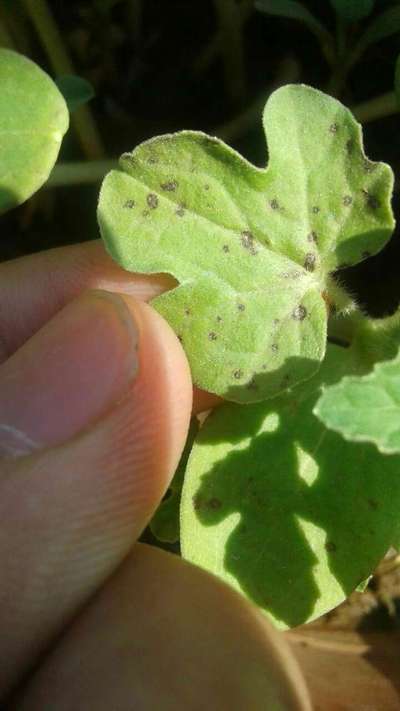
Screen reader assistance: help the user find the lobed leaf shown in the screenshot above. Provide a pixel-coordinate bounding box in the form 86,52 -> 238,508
315,349 -> 400,454
0,49 -> 69,213
180,345 -> 400,628
98,84 -> 394,403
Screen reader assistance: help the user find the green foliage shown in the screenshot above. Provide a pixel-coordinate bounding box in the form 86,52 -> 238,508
395,53 -> 400,109
330,0 -> 374,23
351,6 -> 400,65
98,84 -> 394,404
150,419 -> 199,543
180,345 -> 400,628
316,349 -> 400,455
54,74 -> 95,113
0,48 -> 69,214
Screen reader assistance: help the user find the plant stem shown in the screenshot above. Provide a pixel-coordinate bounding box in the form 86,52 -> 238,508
194,0 -> 252,78
213,0 -> 247,105
352,92 -> 398,124
22,0 -> 105,160
47,160 -> 117,188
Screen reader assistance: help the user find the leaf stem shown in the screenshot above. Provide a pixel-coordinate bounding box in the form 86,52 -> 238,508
21,0 -> 105,160
352,91 -> 398,124
47,160 -> 117,188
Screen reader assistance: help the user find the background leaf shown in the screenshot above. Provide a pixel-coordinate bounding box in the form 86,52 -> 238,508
315,348 -> 400,454
54,74 -> 95,113
351,6 -> 400,64
0,49 -> 69,213
98,85 -> 394,403
181,344 -> 400,628
330,0 -> 374,23
150,419 -> 199,543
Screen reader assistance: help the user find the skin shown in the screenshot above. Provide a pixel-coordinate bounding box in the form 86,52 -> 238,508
0,240 -> 311,710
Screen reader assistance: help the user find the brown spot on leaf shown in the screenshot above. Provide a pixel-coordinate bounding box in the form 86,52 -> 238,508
233,369 -> 243,380
304,253 -> 316,272
208,331 -> 217,341
184,307 -> 191,316
237,303 -> 245,312
160,180 -> 177,191
307,231 -> 318,244
240,230 -> 257,255
325,541 -> 337,553
362,189 -> 380,210
207,497 -> 222,510
176,203 -> 186,217
216,315 -> 223,323
222,244 -> 230,253
311,206 -> 320,214
343,195 -> 353,206
142,209 -> 150,217
204,184 -> 210,190
271,343 -> 279,353
292,304 -> 307,321
123,199 -> 135,209
147,193 -> 158,209
269,198 -> 279,210
246,377 -> 259,391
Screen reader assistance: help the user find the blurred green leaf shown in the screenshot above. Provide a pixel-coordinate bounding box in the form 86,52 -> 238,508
330,0 -> 374,23
55,74 -> 95,113
394,54 -> 400,108
351,6 -> 400,65
0,49 -> 69,214
255,0 -> 334,61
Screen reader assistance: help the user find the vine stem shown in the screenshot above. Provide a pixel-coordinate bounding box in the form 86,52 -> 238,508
21,0 -> 105,160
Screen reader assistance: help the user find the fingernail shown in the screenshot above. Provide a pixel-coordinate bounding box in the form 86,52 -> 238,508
0,291 -> 140,454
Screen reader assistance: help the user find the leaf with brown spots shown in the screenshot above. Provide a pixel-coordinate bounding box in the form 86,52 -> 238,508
98,85 -> 393,403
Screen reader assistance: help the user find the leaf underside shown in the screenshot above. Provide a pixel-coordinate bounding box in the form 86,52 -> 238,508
98,84 -> 394,403
316,349 -> 400,455
0,49 -> 69,213
180,345 -> 400,629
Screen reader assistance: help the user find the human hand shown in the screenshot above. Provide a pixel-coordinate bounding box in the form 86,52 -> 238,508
0,240 -> 310,709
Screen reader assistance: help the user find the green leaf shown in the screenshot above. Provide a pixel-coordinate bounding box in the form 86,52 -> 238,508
150,419 -> 199,543
330,0 -> 374,22
0,49 -> 69,213
180,345 -> 400,628
54,74 -> 95,113
315,349 -> 400,455
98,84 -> 394,404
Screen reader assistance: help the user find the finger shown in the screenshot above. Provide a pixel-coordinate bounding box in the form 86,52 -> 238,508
0,292 -> 192,698
13,544 -> 311,711
0,239 -> 219,413
0,240 -> 174,361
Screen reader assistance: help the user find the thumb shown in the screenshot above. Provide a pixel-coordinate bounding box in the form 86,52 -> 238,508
0,290 -> 192,698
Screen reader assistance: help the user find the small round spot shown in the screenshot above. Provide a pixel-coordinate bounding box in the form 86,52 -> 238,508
176,204 -> 186,217
292,304 -> 307,321
177,334 -> 183,343
216,315 -> 223,323
184,307 -> 191,316
274,318 -> 280,325
222,244 -> 230,253
271,343 -> 279,353
269,199 -> 279,210
304,253 -> 316,272
262,363 -> 267,370
329,123 -> 339,134
311,206 -> 320,214
208,331 -> 217,341
362,190 -> 380,210
123,199 -> 135,209
343,195 -> 352,206
325,541 -> 337,553
233,369 -> 243,380
147,193 -> 158,209
237,303 -> 245,312
307,231 -> 318,244
204,184 -> 210,190
160,180 -> 177,192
